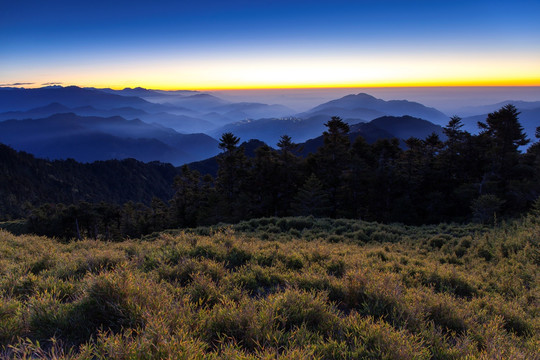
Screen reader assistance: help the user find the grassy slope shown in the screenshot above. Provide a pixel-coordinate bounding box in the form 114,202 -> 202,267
0,216 -> 538,359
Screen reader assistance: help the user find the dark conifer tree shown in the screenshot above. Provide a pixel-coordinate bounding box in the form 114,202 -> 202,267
478,105 -> 529,183
216,132 -> 250,222
249,144 -> 282,217
346,136 -> 376,219
310,117 -> 351,217
290,174 -> 331,217
171,165 -> 205,228
477,105 -> 530,213
369,138 -> 403,221
276,135 -> 303,216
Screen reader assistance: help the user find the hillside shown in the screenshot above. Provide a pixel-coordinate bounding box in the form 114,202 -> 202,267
0,144 -> 180,219
0,215 -> 538,358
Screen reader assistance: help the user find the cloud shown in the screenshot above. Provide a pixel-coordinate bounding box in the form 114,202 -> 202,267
41,82 -> 63,86
0,82 -> 35,86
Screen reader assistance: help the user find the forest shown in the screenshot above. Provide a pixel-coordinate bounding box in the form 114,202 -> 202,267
12,104 -> 540,241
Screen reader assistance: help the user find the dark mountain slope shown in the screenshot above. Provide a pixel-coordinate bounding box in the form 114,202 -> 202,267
369,115 -> 445,140
0,143 -> 180,219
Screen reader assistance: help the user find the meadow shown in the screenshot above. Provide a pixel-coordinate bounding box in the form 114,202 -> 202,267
0,214 -> 538,359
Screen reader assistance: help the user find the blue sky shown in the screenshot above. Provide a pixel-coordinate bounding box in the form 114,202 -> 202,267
1,0 -> 540,89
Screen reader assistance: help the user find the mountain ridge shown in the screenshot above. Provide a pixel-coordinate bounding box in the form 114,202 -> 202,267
0,113 -> 219,165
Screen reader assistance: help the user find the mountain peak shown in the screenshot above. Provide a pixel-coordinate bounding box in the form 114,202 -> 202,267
305,93 -> 448,124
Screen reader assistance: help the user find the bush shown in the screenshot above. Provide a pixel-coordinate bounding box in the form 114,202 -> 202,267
269,289 -> 339,334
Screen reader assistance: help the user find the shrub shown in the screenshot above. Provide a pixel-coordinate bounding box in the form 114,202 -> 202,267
186,273 -> 221,307
225,247 -> 252,269
0,298 -> 23,345
269,288 -> 339,334
326,259 -> 346,277
200,297 -> 260,350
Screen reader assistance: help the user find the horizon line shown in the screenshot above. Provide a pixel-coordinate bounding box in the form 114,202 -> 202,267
3,83 -> 540,92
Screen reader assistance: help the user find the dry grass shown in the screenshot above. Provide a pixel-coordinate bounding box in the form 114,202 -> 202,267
0,215 -> 538,359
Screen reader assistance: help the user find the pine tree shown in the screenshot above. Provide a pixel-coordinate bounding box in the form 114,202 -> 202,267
277,135 -> 303,216
171,165 -> 204,228
478,105 -> 529,182
310,117 -> 351,217
290,174 -> 331,217
215,132 -> 250,222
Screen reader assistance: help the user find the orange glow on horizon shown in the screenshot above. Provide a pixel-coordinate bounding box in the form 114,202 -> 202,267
6,78 -> 540,91
96,79 -> 540,91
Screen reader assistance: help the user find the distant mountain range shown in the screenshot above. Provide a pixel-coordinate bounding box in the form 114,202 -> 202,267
300,93 -> 450,124
0,113 -> 219,165
210,93 -> 451,145
0,102 -> 216,133
0,85 -> 536,166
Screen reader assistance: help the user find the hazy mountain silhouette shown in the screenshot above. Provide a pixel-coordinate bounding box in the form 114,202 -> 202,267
301,93 -> 449,124
0,86 -> 158,112
0,102 -> 216,133
209,115 -> 338,146
95,87 -> 201,105
96,87 -> 177,98
211,102 -> 294,119
0,102 -> 72,120
0,113 -> 219,164
209,113 -> 445,146
305,106 -> 384,121
166,93 -> 229,110
456,100 -> 540,117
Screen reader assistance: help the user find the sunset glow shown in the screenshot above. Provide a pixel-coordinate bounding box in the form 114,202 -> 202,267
1,0 -> 539,90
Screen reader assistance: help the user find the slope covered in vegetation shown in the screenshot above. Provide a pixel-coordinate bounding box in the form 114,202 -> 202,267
0,215 -> 538,359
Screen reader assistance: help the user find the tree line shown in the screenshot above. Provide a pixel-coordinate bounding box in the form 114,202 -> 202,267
26,105 -> 540,240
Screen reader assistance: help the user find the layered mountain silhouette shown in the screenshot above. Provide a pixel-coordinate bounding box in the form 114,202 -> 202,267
210,93 -> 450,145
0,86 -> 159,112
0,113 -> 219,164
0,103 -> 216,133
1,85 -> 535,167
210,112 -> 447,146
300,93 -> 449,124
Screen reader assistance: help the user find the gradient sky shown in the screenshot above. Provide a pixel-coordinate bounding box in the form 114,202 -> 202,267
1,0 -> 540,89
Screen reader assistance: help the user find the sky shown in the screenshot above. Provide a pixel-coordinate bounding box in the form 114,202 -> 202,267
1,0 -> 540,90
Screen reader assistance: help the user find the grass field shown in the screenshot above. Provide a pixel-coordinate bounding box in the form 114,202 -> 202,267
0,216 -> 538,359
